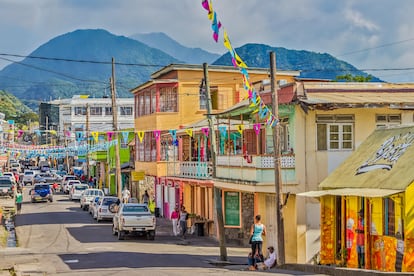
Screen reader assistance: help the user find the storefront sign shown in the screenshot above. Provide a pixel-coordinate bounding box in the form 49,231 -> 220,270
224,191 -> 240,226
132,171 -> 145,181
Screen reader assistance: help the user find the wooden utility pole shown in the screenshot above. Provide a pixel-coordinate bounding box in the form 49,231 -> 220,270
203,63 -> 227,261
111,57 -> 122,198
85,103 -> 90,180
270,51 -> 285,265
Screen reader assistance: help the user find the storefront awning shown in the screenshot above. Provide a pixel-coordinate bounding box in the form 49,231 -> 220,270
298,188 -> 404,198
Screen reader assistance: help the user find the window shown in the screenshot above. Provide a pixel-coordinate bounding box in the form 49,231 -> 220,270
120,106 -> 132,116
199,79 -> 207,109
89,107 -> 102,116
160,136 -> 178,161
384,198 -> 395,236
376,114 -> 401,128
105,107 -> 112,115
136,132 -> 157,162
159,87 -> 178,112
316,115 -> 354,150
266,117 -> 290,153
74,106 -> 86,115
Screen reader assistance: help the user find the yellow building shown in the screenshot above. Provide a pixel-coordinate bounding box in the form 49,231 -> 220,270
302,125 -> 414,272
130,64 -> 298,222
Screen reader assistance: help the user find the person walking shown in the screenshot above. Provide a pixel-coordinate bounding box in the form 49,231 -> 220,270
171,206 -> 180,236
142,190 -> 149,205
249,214 -> 266,270
15,189 -> 23,214
179,206 -> 188,239
122,187 -> 131,203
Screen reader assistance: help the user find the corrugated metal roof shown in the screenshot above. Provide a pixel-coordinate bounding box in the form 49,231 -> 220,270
319,125 -> 414,190
298,188 -> 403,198
301,92 -> 414,105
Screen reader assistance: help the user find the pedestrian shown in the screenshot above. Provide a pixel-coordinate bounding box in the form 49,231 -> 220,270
249,214 -> 266,270
15,189 -> 23,214
356,209 -> 365,269
88,176 -> 94,188
263,246 -> 277,269
142,190 -> 149,205
179,206 -> 188,238
171,206 -> 180,236
122,187 -> 130,203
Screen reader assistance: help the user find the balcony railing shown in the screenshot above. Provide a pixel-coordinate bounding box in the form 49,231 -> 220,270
167,161 -> 213,179
216,154 -> 295,169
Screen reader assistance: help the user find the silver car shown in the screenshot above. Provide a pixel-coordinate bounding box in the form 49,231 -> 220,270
92,196 -> 119,222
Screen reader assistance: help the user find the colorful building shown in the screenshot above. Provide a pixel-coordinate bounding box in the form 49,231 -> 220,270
301,125 -> 414,272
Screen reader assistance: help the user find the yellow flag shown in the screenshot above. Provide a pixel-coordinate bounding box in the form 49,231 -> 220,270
137,131 -> 145,143
49,130 -> 57,136
237,124 -> 245,135
185,128 -> 193,137
234,53 -> 247,68
223,30 -> 233,52
91,131 -> 99,143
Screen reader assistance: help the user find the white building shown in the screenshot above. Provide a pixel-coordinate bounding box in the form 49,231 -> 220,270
50,95 -> 134,134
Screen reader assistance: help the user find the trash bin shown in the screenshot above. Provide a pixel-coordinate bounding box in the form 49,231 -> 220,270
154,207 -> 160,218
195,222 -> 205,236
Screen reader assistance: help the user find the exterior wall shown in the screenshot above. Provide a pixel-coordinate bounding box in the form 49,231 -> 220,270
404,184 -> 414,272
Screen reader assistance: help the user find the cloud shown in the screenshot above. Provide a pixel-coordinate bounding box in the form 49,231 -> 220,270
344,8 -> 379,32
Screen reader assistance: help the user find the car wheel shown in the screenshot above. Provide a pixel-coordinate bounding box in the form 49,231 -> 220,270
118,230 -> 124,240
112,224 -> 117,235
147,230 -> 155,240
49,198 -> 53,202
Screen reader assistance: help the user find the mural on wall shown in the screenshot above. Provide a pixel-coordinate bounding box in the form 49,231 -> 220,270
320,198 -> 335,265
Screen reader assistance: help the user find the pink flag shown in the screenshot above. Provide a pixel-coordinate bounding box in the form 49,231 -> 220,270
17,130 -> 24,138
107,131 -> 114,141
253,123 -> 261,136
201,0 -> 209,11
201,127 -> 209,137
153,130 -> 161,141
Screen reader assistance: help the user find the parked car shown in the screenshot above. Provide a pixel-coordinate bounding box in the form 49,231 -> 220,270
33,173 -> 61,185
0,176 -> 15,198
92,196 -> 119,222
3,172 -> 16,183
30,183 -> 53,202
89,195 -> 102,215
64,179 -> 81,194
69,183 -> 89,200
22,170 -> 36,186
112,203 -> 156,240
80,189 -> 104,210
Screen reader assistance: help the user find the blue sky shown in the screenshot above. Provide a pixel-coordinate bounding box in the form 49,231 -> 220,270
1,0 -> 414,82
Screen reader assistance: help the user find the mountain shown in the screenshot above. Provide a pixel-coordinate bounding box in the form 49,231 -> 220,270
0,90 -> 32,120
130,32 -> 221,64
0,29 -> 180,109
212,44 -> 380,81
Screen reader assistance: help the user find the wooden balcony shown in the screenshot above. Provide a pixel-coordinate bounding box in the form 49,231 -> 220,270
166,161 -> 213,179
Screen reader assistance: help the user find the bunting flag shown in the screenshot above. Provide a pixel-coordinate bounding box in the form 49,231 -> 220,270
91,131 -> 99,143
107,131 -> 114,141
218,125 -> 227,138
253,123 -> 261,136
50,130 -> 57,136
17,130 -> 24,138
35,130 -> 41,136
169,129 -> 177,141
200,0 -> 279,128
121,131 -> 129,145
137,131 -> 145,143
153,130 -> 161,141
65,130 -> 71,137
201,127 -> 209,137
237,124 -> 245,135
76,131 -> 83,142
185,128 -> 193,137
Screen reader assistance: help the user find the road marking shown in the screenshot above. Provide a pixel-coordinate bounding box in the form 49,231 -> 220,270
64,259 -> 79,263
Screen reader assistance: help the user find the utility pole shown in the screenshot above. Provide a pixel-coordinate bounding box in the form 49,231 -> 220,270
45,116 -> 49,145
270,51 -> 285,265
111,57 -> 122,198
204,63 -> 227,261
86,103 -> 90,181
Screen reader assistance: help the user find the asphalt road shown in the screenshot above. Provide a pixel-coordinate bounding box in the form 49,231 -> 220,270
0,187 -> 326,276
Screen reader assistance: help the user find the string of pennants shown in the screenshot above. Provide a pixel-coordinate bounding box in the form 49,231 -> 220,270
200,0 -> 279,128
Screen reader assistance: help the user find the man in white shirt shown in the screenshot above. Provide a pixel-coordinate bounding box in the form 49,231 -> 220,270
122,187 -> 130,203
264,246 -> 276,269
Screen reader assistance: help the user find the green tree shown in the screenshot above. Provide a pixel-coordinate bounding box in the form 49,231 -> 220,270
335,74 -> 373,82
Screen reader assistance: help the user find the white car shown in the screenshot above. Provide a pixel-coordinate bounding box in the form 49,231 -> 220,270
3,172 -> 16,183
69,183 -> 89,200
64,180 -> 81,194
89,195 -> 102,215
61,175 -> 78,193
80,188 -> 104,210
22,170 -> 36,185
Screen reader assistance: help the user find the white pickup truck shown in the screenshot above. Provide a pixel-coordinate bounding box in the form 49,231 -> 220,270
112,203 -> 156,240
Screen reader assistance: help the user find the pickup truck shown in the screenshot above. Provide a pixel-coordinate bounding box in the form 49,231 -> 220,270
112,203 -> 156,240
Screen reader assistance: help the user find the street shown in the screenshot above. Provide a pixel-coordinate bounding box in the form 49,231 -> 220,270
0,188 -> 326,275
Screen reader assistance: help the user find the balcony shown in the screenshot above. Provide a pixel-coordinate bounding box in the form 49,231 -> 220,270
166,154 -> 296,183
167,161 -> 213,179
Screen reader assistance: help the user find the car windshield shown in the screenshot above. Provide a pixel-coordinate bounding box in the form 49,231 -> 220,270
123,205 -> 148,213
75,185 -> 88,190
0,179 -> 12,186
102,198 -> 118,206
35,184 -> 50,190
25,171 -> 34,175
